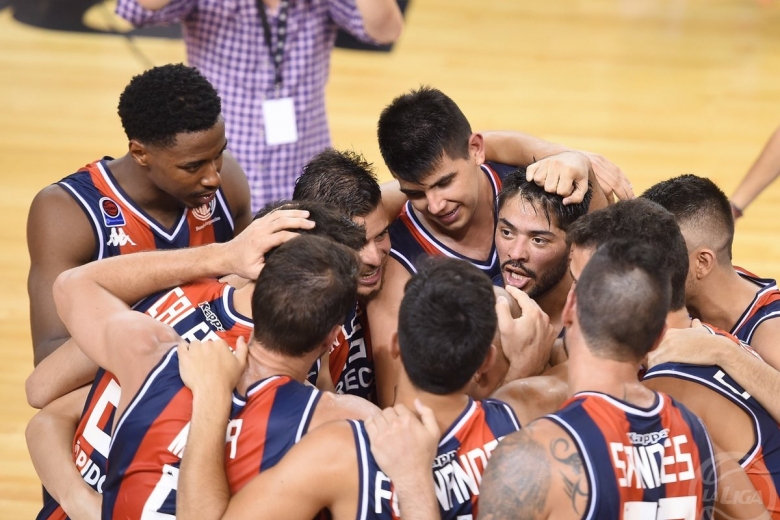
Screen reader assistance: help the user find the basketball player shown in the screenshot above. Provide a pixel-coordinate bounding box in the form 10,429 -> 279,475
479,240 -> 770,520
27,63 -> 253,366
175,258 -> 530,519
642,174 -> 780,370
564,199 -> 780,516
28,204 -> 368,519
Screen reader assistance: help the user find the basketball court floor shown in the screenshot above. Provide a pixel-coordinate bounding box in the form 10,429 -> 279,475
2,0 -> 780,515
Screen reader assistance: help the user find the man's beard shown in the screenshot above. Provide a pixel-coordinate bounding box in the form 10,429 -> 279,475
502,253 -> 569,299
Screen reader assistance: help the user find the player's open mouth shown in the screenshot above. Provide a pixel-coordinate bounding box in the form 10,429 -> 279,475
504,268 -> 532,289
359,267 -> 381,286
195,191 -> 217,205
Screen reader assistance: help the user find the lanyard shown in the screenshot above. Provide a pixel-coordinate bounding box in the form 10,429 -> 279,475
257,0 -> 290,89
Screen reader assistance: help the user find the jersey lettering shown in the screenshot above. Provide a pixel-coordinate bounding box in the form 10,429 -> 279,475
610,433 -> 694,489
107,227 -> 136,247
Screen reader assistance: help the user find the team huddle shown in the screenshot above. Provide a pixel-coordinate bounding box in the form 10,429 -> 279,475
24,64 -> 780,520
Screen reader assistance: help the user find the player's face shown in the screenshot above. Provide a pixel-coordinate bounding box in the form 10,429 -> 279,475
353,204 -> 391,300
144,118 -> 227,209
397,152 -> 483,235
496,196 -> 571,299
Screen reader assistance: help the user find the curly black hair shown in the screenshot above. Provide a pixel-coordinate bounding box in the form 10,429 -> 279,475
118,63 -> 222,148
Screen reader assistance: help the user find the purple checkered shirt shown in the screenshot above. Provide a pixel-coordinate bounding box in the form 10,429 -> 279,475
116,0 -> 375,211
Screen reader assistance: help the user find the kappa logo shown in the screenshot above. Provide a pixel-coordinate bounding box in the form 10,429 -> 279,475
192,198 -> 216,221
99,197 -> 126,227
107,227 -> 136,247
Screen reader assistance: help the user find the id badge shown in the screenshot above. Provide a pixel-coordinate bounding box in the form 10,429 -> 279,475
262,97 -> 298,146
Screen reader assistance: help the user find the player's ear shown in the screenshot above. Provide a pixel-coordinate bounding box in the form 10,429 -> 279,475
692,247 -> 716,279
129,140 -> 151,168
390,332 -> 401,360
469,132 -> 485,166
478,344 -> 497,378
322,325 -> 341,352
562,287 -> 577,327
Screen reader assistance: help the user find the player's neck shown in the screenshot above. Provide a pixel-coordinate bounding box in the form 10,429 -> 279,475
566,333 -> 655,408
395,372 -> 471,436
232,282 -> 254,317
237,341 -> 320,394
665,307 -> 693,330
690,266 -> 758,332
109,155 -> 185,224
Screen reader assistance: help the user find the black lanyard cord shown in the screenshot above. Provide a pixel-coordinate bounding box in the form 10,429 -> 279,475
257,0 -> 290,89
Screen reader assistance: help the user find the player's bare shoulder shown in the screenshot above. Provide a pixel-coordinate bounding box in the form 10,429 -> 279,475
28,183 -> 96,262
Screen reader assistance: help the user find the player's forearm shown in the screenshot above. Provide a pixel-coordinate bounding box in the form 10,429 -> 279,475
56,242 -> 230,309
731,127 -> 780,211
356,0 -> 404,44
482,131 -> 571,167
27,338 -> 98,409
26,397 -> 99,518
712,340 -> 780,423
177,390 -> 233,520
394,473 -> 439,520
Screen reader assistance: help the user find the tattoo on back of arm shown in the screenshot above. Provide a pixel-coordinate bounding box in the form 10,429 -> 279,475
550,437 -> 588,515
478,431 -> 550,520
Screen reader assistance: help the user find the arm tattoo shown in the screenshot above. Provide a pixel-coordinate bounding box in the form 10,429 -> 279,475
550,437 -> 588,515
478,431 -> 550,520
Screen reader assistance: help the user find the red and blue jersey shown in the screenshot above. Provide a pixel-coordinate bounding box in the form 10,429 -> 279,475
731,267 -> 780,345
644,327 -> 780,516
224,376 -> 321,493
351,398 -> 520,519
388,162 -> 516,278
309,301 -> 376,403
57,159 -> 234,260
37,279 -> 251,520
545,391 -> 717,520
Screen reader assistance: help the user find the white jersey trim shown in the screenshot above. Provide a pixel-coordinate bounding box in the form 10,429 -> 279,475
574,391 -> 665,417
352,420 -> 370,520
295,390 -> 320,443
439,400 -> 478,447
215,189 -> 234,231
59,181 -> 106,260
97,161 -> 187,241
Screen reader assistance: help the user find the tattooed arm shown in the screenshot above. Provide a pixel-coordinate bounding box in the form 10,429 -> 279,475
478,420 -> 588,520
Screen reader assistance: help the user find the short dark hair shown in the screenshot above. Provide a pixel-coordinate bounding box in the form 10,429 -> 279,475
292,148 -> 381,218
398,258 -> 497,394
575,240 -> 671,361
641,174 -> 734,264
118,64 -> 222,148
377,86 -> 472,184
497,169 -> 592,232
253,199 -> 366,253
567,199 -> 688,311
251,235 -> 359,357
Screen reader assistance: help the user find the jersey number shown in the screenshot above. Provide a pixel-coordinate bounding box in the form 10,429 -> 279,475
142,464 -> 178,519
624,496 -> 697,519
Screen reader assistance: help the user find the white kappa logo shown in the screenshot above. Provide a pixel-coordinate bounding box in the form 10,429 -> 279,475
192,198 -> 216,221
107,227 -> 136,247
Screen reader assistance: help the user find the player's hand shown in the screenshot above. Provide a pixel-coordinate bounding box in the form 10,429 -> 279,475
364,400 -> 440,483
178,337 -> 248,397
226,208 -> 315,280
646,321 -> 717,368
580,151 -> 634,202
496,286 -> 556,382
526,151 -> 590,205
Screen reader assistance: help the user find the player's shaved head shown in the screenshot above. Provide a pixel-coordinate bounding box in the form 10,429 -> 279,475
575,240 -> 671,361
567,199 -> 688,311
641,174 -> 734,266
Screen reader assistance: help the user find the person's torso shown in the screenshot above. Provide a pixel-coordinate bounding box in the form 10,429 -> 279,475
57,159 -> 234,261
352,398 -> 521,519
545,391 -> 717,520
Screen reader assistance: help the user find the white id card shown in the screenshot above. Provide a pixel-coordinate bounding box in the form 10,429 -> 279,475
262,97 -> 298,145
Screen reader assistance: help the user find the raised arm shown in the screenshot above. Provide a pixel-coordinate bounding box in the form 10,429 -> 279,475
26,386 -> 101,520
730,126 -> 780,218
27,185 -> 98,365
355,0 -> 404,44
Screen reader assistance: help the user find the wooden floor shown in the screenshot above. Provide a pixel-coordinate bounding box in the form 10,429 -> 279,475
3,0 -> 780,515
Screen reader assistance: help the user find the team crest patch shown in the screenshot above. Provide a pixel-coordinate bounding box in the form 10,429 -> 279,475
99,197 -> 126,227
193,198 -> 216,221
